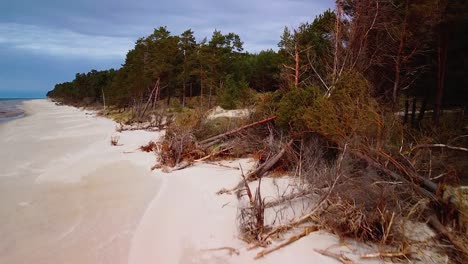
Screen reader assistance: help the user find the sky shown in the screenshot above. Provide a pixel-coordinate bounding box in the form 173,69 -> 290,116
0,0 -> 334,98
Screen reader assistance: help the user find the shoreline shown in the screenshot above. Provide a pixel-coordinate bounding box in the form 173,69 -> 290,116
0,99 -> 161,263
0,98 -> 30,122
0,113 -> 25,123
0,99 -> 444,264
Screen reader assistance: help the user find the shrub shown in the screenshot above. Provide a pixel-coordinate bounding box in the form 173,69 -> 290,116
275,86 -> 320,131
219,75 -> 251,110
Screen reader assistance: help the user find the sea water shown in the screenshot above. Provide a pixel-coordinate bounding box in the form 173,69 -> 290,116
0,99 -> 27,122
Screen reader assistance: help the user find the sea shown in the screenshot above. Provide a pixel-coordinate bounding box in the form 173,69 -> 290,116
0,98 -> 29,122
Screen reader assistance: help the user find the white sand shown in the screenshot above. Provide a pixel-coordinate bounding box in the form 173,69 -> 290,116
0,100 -> 439,264
0,100 -> 160,264
207,106 -> 251,120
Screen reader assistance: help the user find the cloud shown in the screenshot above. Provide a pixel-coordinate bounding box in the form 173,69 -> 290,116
0,0 -> 335,97
0,23 -> 134,59
0,0 -> 334,54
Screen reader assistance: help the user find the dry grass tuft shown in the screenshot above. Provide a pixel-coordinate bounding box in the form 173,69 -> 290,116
140,141 -> 157,152
110,135 -> 120,146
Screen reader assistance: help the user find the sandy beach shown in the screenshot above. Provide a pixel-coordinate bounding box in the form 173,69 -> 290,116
0,100 -> 160,263
1,100 -> 438,264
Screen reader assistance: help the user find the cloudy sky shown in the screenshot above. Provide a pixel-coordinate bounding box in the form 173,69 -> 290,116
0,0 -> 333,98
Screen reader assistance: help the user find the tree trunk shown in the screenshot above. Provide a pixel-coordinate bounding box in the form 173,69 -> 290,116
101,88 -> 106,110
411,97 -> 417,128
200,65 -> 204,108
333,0 -> 341,83
181,54 -> 187,107
166,84 -> 171,106
208,82 -> 212,108
392,1 -> 409,103
403,95 -> 409,124
417,93 -> 428,126
294,44 -> 300,88
189,82 -> 193,98
433,23 -> 448,125
140,80 -> 159,119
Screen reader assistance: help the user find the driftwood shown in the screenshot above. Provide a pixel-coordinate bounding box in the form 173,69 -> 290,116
201,247 -> 240,256
117,122 -> 164,132
245,139 -> 293,183
314,249 -> 356,264
160,147 -> 233,173
199,116 -> 276,146
254,226 -> 318,259
218,140 -> 293,194
203,161 -> 239,170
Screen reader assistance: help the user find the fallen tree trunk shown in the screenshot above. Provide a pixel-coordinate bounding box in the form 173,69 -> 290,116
199,116 -> 276,146
351,150 -> 438,200
235,140 -> 293,190
217,140 -> 293,194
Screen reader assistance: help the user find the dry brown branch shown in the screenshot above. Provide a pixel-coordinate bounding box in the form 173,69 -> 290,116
201,247 -> 240,256
140,141 -> 157,152
352,150 -> 438,200
201,139 -> 222,150
194,147 -> 233,162
165,160 -> 192,172
241,166 -> 253,204
219,140 -> 293,195
203,161 -> 240,170
262,172 -> 337,241
314,249 -> 356,264
427,213 -> 468,257
264,190 -> 313,209
238,171 -> 267,242
411,144 -> 468,153
254,226 -> 318,259
199,116 -> 276,145
360,250 -> 409,259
